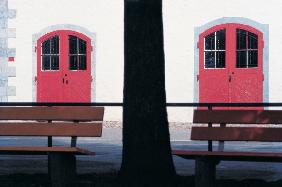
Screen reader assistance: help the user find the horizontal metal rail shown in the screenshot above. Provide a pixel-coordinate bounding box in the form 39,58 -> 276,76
0,102 -> 282,107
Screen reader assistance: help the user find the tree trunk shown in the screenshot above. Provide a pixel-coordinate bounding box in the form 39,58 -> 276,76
119,0 -> 176,186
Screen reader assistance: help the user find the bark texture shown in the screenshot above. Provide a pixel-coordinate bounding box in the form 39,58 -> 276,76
120,0 -> 176,186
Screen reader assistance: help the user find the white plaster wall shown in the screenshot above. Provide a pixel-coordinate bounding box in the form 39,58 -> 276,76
9,0 -> 282,122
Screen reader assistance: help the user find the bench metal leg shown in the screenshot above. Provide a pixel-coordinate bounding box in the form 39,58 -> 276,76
195,157 -> 216,187
49,153 -> 76,187
218,123 -> 226,152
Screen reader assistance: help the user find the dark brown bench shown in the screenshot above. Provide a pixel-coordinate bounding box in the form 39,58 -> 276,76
172,110 -> 282,187
0,106 -> 104,186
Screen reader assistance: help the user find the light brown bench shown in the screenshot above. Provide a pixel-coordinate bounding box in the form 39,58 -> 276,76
173,110 -> 282,187
0,106 -> 104,186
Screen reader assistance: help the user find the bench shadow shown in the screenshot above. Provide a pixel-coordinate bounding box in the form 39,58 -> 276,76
0,173 -> 282,187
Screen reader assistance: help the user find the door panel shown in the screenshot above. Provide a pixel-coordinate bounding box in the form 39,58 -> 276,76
230,73 -> 262,110
37,72 -> 63,102
230,73 -> 260,102
64,73 -> 91,102
199,74 -> 229,103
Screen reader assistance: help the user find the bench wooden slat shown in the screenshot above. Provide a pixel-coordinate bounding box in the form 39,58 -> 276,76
0,123 -> 102,137
191,127 -> 282,141
0,146 -> 95,155
172,150 -> 282,162
0,107 -> 104,121
193,110 -> 282,124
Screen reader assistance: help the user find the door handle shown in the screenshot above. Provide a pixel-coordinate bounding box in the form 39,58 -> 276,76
66,80 -> 68,85
229,75 -> 232,82
62,78 -> 65,84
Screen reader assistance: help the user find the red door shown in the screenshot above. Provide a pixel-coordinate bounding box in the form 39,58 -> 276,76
37,30 -> 91,102
199,24 -> 263,107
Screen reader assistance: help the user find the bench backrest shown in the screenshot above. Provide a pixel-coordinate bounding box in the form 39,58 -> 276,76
192,110 -> 282,142
0,107 -> 104,121
0,107 -> 104,137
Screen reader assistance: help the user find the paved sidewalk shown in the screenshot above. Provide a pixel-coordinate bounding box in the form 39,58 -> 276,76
0,127 -> 282,181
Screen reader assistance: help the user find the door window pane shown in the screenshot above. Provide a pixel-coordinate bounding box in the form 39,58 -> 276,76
236,29 -> 247,50
41,35 -> 60,71
205,52 -> 215,68
248,51 -> 258,67
42,40 -> 50,54
79,55 -> 87,70
42,56 -> 51,70
69,35 -> 78,54
216,30 -> 225,50
248,32 -> 258,49
205,33 -> 215,50
79,39 -> 87,54
216,51 -> 225,68
236,51 -> 247,68
51,36 -> 59,54
69,56 -> 78,70
51,56 -> 59,70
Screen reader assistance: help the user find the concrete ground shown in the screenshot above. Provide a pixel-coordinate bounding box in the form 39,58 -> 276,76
1,126 -> 282,182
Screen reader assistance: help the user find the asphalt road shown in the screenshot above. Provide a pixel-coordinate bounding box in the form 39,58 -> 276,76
1,127 -> 282,181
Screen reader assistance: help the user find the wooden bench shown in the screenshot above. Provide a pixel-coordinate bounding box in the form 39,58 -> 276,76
172,109 -> 282,187
0,106 -> 104,187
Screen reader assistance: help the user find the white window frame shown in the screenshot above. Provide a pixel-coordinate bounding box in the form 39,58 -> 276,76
204,29 -> 226,69
41,35 -> 60,71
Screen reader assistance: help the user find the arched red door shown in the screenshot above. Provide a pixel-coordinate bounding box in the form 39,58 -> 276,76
198,23 -> 263,106
36,30 -> 91,102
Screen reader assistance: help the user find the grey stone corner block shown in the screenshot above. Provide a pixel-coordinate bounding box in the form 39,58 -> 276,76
8,28 -> 16,38
0,28 -> 16,38
8,86 -> 16,96
8,9 -> 16,19
0,9 -> 16,19
0,86 -> 16,97
7,66 -> 16,77
0,66 -> 16,77
0,48 -> 16,57
8,48 -> 15,57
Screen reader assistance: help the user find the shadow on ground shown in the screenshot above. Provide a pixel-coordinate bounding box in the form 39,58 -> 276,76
1,173 -> 282,187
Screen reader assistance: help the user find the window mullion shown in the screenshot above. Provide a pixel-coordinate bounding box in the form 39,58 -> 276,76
49,55 -> 51,70
204,37 -> 206,68
247,32 -> 250,68
215,31 -> 217,68
77,38 -> 79,70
